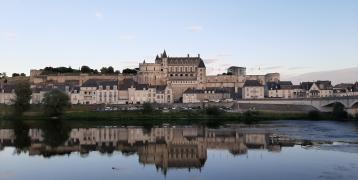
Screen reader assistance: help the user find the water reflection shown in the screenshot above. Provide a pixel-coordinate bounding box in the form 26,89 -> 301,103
0,123 -> 305,174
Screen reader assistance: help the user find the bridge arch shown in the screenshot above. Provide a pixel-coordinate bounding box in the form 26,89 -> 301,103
321,101 -> 347,108
350,100 -> 358,108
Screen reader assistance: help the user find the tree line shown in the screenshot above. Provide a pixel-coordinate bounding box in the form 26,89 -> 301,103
40,66 -> 138,75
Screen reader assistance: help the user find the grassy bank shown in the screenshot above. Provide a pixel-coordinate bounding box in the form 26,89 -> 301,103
1,104 -> 354,127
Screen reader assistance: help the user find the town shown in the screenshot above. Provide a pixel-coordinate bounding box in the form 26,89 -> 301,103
1,50 -> 358,107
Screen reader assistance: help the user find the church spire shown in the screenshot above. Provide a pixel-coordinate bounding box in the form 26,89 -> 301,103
161,49 -> 167,58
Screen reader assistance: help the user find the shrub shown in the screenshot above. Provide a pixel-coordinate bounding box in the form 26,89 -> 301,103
205,106 -> 223,116
42,89 -> 70,117
13,82 -> 32,115
243,110 -> 259,124
142,102 -> 154,114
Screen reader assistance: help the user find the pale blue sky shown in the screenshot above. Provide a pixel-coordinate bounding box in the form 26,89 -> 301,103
1,0 -> 357,78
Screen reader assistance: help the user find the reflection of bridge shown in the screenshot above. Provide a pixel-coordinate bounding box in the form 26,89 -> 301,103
237,96 -> 358,114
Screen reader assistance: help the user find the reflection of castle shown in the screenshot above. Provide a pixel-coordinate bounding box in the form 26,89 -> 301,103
0,126 -> 294,173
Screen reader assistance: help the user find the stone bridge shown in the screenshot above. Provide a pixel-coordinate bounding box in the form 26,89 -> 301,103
236,96 -> 358,114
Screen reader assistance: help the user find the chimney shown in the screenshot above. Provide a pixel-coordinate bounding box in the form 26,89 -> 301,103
198,54 -> 200,58
187,54 -> 190,58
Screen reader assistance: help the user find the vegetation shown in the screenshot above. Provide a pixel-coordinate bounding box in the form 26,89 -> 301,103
100,66 -> 120,74
332,103 -> 348,120
0,72 -> 7,79
42,119 -> 70,148
13,119 -> 31,153
41,66 -> 80,75
205,106 -> 223,116
355,113 -> 358,121
122,68 -> 138,75
42,89 -> 71,117
12,73 -> 26,77
80,66 -> 99,74
13,82 -> 32,115
142,103 -> 154,114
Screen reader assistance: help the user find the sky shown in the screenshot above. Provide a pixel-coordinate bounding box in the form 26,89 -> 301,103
1,0 -> 358,78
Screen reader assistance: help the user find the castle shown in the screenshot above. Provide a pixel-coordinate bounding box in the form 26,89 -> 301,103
19,50 -> 280,104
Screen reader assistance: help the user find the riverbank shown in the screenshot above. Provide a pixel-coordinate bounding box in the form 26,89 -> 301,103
1,104 -> 356,126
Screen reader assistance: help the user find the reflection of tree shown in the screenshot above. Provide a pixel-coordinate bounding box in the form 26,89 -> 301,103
42,119 -> 70,148
13,120 -> 31,153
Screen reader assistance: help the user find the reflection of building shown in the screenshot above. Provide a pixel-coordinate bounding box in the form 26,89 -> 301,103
0,126 -> 297,174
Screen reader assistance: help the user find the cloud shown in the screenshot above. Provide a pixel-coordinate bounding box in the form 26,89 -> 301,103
95,10 -> 103,19
1,32 -> 17,40
186,25 -> 203,32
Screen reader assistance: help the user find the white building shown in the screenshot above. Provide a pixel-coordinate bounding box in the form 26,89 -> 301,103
242,80 -> 264,99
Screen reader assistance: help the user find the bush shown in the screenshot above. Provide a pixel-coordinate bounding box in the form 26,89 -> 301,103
308,110 -> 321,120
42,89 -> 70,117
13,82 -> 32,115
243,110 -> 259,124
332,103 -> 348,120
205,106 -> 223,116
142,102 -> 154,114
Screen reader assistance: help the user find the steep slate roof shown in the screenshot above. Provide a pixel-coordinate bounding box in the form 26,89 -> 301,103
183,88 -> 230,94
82,79 -> 118,90
315,80 -> 333,90
0,84 -> 16,93
354,82 -> 358,92
118,79 -> 149,90
243,80 -> 263,87
157,51 -> 206,68
149,85 -> 167,91
82,79 -> 99,87
334,83 -> 354,90
300,82 -> 314,90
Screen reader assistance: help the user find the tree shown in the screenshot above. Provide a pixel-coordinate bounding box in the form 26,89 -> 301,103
12,73 -> 20,77
100,67 -> 108,74
332,103 -> 347,120
20,73 -> 26,76
122,68 -> 137,75
107,66 -> 114,74
42,89 -> 70,117
14,82 -> 32,115
80,65 -> 91,73
142,102 -> 154,114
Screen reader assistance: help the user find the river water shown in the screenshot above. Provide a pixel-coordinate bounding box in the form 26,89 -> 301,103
0,120 -> 358,180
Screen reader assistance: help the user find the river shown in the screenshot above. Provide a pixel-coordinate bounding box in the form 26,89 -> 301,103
0,120 -> 358,180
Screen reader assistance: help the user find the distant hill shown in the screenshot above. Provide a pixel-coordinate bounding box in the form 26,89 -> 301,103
283,67 -> 358,85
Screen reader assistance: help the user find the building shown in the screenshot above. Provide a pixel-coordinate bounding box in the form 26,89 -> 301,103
182,88 -> 231,103
118,79 -> 173,104
242,80 -> 264,99
0,85 -> 16,105
266,81 -> 294,98
300,81 -> 333,98
227,66 -> 246,76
